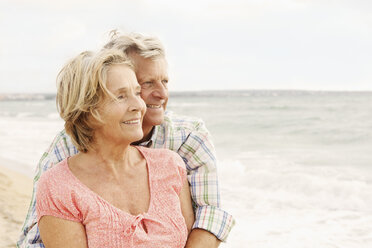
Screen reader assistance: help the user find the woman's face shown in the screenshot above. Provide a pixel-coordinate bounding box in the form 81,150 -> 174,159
95,64 -> 146,145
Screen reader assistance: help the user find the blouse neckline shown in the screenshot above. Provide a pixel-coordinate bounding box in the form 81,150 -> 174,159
63,145 -> 153,219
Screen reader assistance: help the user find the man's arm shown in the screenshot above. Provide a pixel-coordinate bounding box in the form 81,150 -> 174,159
17,130 -> 77,248
180,176 -> 195,234
186,229 -> 220,248
177,118 -> 235,246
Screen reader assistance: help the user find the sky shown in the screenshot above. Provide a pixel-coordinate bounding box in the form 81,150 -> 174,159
0,0 -> 371,93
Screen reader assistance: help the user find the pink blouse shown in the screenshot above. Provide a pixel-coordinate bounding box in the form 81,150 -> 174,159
36,146 -> 188,248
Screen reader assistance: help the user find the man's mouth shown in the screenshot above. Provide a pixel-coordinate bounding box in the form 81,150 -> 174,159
146,104 -> 163,109
122,119 -> 141,124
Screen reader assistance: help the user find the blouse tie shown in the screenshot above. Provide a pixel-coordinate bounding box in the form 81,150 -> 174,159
124,214 -> 145,237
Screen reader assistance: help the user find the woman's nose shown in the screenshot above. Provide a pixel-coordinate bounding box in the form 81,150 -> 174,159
128,95 -> 145,112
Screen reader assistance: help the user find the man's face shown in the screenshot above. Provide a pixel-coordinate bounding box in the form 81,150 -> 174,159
130,53 -> 169,131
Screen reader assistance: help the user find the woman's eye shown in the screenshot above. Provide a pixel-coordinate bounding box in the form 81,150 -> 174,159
136,91 -> 142,96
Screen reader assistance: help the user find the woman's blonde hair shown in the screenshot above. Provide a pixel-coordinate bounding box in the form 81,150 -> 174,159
56,49 -> 133,152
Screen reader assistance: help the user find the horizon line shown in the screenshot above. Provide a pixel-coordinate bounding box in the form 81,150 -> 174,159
1,88 -> 372,95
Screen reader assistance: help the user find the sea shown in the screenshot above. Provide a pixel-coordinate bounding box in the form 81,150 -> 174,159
0,90 -> 371,248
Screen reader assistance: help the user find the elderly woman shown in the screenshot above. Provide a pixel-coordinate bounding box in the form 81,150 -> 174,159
36,49 -> 194,247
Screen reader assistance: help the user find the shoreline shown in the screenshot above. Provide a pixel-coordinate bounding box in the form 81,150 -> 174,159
0,164 -> 33,248
0,157 -> 34,177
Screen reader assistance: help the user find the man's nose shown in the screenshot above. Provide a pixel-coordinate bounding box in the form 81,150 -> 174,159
153,81 -> 168,99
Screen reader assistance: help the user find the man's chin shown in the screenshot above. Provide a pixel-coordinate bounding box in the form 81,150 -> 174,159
143,114 -> 164,128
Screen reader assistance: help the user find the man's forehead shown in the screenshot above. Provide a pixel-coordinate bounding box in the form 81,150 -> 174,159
129,52 -> 165,65
134,58 -> 168,78
136,70 -> 169,82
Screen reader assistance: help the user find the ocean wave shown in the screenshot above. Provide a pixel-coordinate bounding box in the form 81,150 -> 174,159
16,112 -> 34,118
168,102 -> 211,107
218,154 -> 372,248
219,153 -> 372,211
0,111 -> 11,117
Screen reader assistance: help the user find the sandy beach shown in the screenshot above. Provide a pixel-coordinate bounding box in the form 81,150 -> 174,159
0,165 -> 33,248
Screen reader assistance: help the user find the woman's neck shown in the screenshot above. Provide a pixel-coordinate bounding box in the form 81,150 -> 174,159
84,137 -> 135,176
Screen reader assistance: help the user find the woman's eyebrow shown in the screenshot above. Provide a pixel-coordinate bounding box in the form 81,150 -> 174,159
114,87 -> 128,93
115,85 -> 141,93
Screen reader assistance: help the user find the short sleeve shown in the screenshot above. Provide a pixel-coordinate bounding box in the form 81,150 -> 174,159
171,152 -> 187,195
36,164 -> 82,223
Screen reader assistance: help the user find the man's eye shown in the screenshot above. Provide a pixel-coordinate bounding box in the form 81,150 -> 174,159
141,82 -> 153,88
162,80 -> 168,88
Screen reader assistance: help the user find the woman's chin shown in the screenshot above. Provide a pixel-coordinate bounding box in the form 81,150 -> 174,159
127,132 -> 144,144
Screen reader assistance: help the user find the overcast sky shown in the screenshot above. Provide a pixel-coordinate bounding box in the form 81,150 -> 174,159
0,0 -> 371,93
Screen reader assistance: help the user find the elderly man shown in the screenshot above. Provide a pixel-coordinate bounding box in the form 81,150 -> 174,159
17,32 -> 235,248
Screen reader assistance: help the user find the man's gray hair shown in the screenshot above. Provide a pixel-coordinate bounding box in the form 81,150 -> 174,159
104,30 -> 166,59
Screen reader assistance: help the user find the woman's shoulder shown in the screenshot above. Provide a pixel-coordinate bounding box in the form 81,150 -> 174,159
136,146 -> 183,165
39,158 -> 68,178
135,146 -> 186,179
36,158 -> 84,223
136,145 -> 176,154
38,158 -> 74,191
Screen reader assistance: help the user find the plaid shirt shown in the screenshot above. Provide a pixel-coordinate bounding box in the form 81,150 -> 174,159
17,111 -> 235,247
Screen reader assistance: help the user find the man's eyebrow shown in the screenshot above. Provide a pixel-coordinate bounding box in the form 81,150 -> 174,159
137,76 -> 148,82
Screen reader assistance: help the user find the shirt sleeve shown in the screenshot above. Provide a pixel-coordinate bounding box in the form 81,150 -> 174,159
177,120 -> 235,242
36,167 -> 82,223
170,151 -> 188,195
17,130 -> 78,248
